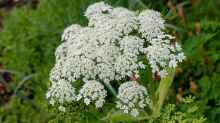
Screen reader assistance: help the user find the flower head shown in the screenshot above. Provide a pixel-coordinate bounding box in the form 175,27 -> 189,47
77,80 -> 107,108
116,81 -> 151,117
138,10 -> 165,40
46,79 -> 76,106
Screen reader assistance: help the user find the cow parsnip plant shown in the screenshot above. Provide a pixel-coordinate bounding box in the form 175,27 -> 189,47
46,2 -> 185,119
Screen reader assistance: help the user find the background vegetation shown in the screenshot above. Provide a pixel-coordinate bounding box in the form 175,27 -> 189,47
0,0 -> 219,122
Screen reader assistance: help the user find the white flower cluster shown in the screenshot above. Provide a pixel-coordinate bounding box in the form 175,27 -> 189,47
46,79 -> 76,112
138,10 -> 185,77
46,1 -> 185,115
85,2 -> 138,35
138,10 -> 165,40
77,80 -> 107,108
116,81 -> 151,117
56,2 -> 147,84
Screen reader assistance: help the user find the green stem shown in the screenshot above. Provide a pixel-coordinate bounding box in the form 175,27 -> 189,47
152,68 -> 175,118
103,82 -> 117,97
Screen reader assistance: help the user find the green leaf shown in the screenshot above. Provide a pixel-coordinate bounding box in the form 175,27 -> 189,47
103,111 -> 139,123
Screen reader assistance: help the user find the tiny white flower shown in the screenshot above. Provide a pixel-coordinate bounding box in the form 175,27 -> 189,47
84,98 -> 91,105
130,108 -> 139,117
95,100 -> 104,108
58,105 -> 66,112
169,60 -> 177,68
49,99 -> 55,106
124,109 -> 129,114
159,70 -> 168,78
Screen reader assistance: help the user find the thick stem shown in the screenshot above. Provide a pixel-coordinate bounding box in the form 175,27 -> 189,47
152,68 -> 175,118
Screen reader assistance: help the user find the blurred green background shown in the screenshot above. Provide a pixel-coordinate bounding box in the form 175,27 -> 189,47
0,0 -> 219,122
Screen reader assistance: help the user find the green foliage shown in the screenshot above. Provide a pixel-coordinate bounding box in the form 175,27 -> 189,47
138,96 -> 205,123
154,96 -> 206,123
0,96 -> 49,123
173,1 -> 220,122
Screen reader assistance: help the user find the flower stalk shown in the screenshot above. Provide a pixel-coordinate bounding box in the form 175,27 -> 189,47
152,68 -> 175,118
103,82 -> 117,97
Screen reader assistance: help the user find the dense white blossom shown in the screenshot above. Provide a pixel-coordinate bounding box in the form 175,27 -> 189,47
120,36 -> 145,56
116,81 -> 151,117
47,1 -> 185,114
77,80 -> 107,108
138,10 -> 165,40
50,2 -> 185,83
85,1 -> 112,20
53,27 -> 144,83
138,10 -> 185,77
85,2 -> 138,35
61,24 -> 83,42
145,35 -> 186,77
46,79 -> 76,106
